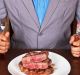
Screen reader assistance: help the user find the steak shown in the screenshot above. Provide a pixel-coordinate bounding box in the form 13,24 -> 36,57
23,58 -> 51,69
19,51 -> 54,75
19,62 -> 54,75
22,51 -> 48,64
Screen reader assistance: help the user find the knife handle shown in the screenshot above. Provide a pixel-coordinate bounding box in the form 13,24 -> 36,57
1,17 -> 10,34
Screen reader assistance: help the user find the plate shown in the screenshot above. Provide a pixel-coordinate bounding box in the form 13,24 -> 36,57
8,51 -> 71,75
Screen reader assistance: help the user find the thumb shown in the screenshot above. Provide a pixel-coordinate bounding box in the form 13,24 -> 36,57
5,32 -> 10,38
69,35 -> 75,44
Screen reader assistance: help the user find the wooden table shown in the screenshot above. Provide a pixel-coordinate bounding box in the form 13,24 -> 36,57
0,49 -> 80,75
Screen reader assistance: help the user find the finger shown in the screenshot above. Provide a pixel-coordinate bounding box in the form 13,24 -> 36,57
0,45 -> 9,54
71,46 -> 80,51
72,40 -> 80,46
0,46 -> 6,50
0,40 -> 10,47
72,53 -> 80,57
71,50 -> 80,54
71,48 -> 80,54
71,51 -> 80,55
0,49 -> 8,54
4,32 -> 10,39
0,34 -> 7,41
70,34 -> 80,45
71,46 -> 80,57
0,32 -> 10,41
0,40 -> 6,47
69,35 -> 75,44
5,43 -> 10,49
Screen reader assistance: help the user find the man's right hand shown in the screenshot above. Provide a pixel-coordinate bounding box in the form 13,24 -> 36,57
0,32 -> 10,54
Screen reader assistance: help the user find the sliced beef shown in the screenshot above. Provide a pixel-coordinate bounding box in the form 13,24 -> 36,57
23,58 -> 51,69
22,51 -> 48,64
19,51 -> 54,75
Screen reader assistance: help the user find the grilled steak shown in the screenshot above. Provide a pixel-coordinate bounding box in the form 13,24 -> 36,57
19,62 -> 54,75
23,58 -> 51,69
22,51 -> 48,64
19,51 -> 54,75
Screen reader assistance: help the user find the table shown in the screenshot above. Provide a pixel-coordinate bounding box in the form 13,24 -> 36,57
0,49 -> 80,75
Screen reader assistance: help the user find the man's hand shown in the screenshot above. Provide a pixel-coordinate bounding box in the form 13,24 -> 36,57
70,34 -> 80,57
0,32 -> 10,54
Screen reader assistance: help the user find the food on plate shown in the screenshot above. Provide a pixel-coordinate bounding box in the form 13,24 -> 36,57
19,51 -> 54,75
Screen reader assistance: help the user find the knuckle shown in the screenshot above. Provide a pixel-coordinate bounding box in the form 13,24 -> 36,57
73,54 -> 79,57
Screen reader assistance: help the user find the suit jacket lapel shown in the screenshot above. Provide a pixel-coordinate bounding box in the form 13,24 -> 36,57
22,0 -> 60,31
22,0 -> 40,28
41,0 -> 60,32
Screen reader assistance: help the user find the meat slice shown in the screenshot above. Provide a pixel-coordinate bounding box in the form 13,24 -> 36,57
23,62 -> 48,69
22,51 -> 48,64
22,58 -> 51,69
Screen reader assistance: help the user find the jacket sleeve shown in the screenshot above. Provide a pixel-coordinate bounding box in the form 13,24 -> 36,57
0,0 -> 7,31
0,0 -> 7,20
76,0 -> 80,33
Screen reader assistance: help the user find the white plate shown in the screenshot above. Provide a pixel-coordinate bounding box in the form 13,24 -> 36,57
8,52 -> 71,75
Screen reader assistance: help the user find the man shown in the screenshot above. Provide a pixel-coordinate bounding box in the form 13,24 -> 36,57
0,0 -> 80,57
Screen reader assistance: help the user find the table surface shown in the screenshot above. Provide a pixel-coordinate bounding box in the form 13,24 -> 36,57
0,49 -> 80,75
